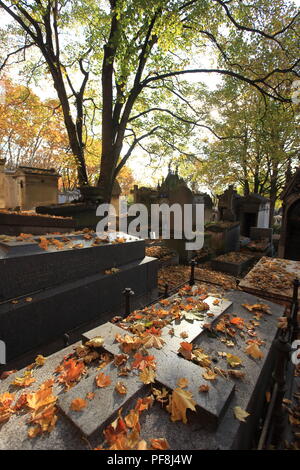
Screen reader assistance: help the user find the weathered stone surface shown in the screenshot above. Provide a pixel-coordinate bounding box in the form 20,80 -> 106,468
59,361 -> 144,437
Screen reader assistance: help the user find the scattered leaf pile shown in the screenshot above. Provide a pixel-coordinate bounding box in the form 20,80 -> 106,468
243,257 -> 296,294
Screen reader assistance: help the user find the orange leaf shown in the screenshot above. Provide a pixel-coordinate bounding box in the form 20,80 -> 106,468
95,372 -> 111,388
132,353 -> 156,371
115,381 -> 127,395
150,438 -> 170,450
70,398 -> 87,411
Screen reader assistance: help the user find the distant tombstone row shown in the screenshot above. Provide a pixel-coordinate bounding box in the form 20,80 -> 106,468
218,185 -> 270,237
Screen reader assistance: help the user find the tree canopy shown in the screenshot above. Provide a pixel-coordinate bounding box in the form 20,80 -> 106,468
0,0 -> 299,201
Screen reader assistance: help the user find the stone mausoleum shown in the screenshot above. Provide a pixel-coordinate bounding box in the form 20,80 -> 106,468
0,158 -> 59,211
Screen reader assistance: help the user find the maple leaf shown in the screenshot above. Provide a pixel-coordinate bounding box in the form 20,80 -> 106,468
234,406 -> 250,422
118,366 -> 131,376
135,396 -> 154,412
167,387 -> 196,424
115,381 -> 127,395
226,353 -> 242,368
180,331 -> 189,339
178,342 -> 192,360
13,393 -> 28,411
192,349 -> 211,367
177,378 -> 189,389
28,426 -> 41,438
86,392 -> 95,400
114,354 -> 129,367
58,358 -> 86,389
132,353 -> 156,371
139,367 -> 156,384
35,355 -> 46,367
115,334 -> 143,353
125,409 -> 140,432
27,380 -> 57,411
242,303 -> 271,314
70,398 -> 87,411
150,438 -> 170,450
95,372 -> 111,388
104,411 -> 128,446
85,336 -> 104,348
0,392 -> 15,423
29,404 -> 58,433
11,370 -> 36,387
142,334 -> 165,350
152,387 -> 169,404
230,317 -> 244,328
245,343 -> 264,359
202,368 -> 217,381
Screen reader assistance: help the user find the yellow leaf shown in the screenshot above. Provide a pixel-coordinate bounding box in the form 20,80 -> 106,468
139,367 -> 156,384
202,368 -> 217,381
226,353 -> 242,368
245,343 -> 264,359
86,336 -> 104,348
234,406 -> 250,422
115,381 -> 127,395
167,387 -> 196,424
177,377 -> 189,388
35,355 -> 46,366
11,370 -> 36,387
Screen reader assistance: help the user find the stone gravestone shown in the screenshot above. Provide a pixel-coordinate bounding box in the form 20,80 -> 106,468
58,292 -> 235,437
0,288 -> 285,450
0,232 -> 158,363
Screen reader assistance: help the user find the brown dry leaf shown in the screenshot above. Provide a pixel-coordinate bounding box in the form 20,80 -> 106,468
125,409 -> 140,431
95,372 -> 111,388
177,378 -> 189,389
135,396 -> 154,412
139,367 -> 156,384
228,370 -> 245,379
178,342 -> 193,360
242,303 -> 271,315
11,370 -> 36,388
70,398 -> 87,411
115,334 -> 143,353
202,368 -> 217,381
234,406 -> 250,422
180,331 -> 189,339
118,366 -> 131,376
114,354 -> 129,367
226,353 -> 242,368
142,334 -> 165,350
167,387 -> 196,424
132,353 -> 156,371
192,349 -> 211,367
199,384 -> 209,393
115,381 -> 127,395
86,336 -> 104,348
245,343 -> 264,360
150,438 -> 170,450
152,387 -> 169,404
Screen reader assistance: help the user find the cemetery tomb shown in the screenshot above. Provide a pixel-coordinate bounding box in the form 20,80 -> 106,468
279,167 -> 300,261
0,231 -> 158,362
211,252 -> 255,277
0,283 -> 285,450
239,256 -> 300,304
